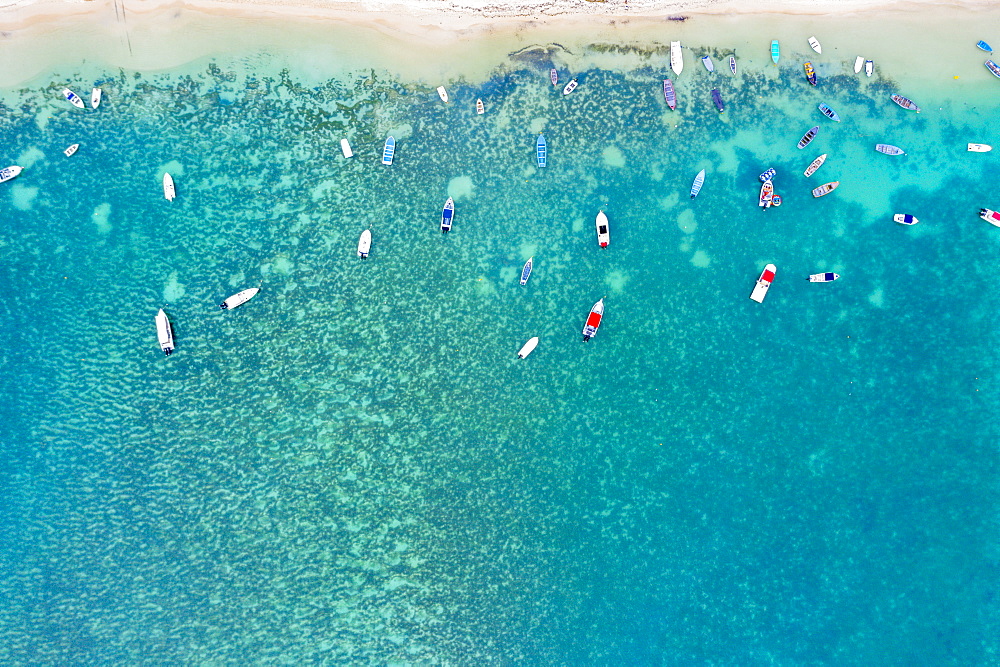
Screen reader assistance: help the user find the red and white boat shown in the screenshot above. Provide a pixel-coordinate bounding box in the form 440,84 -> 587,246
758,180 -> 774,209
750,264 -> 776,303
581,298 -> 605,341
980,208 -> 1000,227
595,211 -> 610,247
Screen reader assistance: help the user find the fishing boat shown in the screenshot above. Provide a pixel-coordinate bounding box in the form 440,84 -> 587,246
61,88 -> 84,109
979,208 -> 1000,227
758,167 -> 776,183
520,257 -> 533,286
441,197 -> 455,233
162,173 -> 175,201
818,103 -> 841,122
977,40 -> 993,53
986,60 -> 1000,78
517,337 -> 539,359
808,36 -> 822,54
437,86 -> 448,103
711,88 -> 724,112
797,126 -> 819,149
382,136 -> 395,165
749,264 -> 776,303
64,143 -> 79,157
891,94 -> 921,112
220,287 -> 260,309
536,135 -> 546,168
595,211 -> 610,248
562,78 -> 578,95
875,143 -> 905,155
809,272 -> 839,282
865,59 -> 874,77
854,56 -> 864,73
893,213 -> 919,225
476,98 -> 485,115
729,56 -> 737,75
340,138 -> 353,158
662,79 -> 677,110
0,165 -> 23,183
812,181 -> 840,198
671,41 -> 684,76
968,143 -> 992,152
690,169 -> 706,199
771,40 -> 780,64
803,62 -> 817,86
803,155 -> 827,178
759,180 -> 774,209
155,309 -> 175,355
581,298 -> 605,341
90,87 -> 101,109
701,55 -> 715,72
550,69 -> 558,85
357,229 -> 372,258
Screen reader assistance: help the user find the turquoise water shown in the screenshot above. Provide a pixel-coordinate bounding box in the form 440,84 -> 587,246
1,41 -> 998,664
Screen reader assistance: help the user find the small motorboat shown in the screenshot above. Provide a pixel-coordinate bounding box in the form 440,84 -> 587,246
701,55 -> 715,72
809,272 -> 839,282
536,135 -> 546,168
595,211 -> 610,248
797,126 -> 819,149
711,88 -> 724,112
357,229 -> 372,258
812,181 -> 840,198
562,78 -> 579,95
818,103 -> 841,122
808,36 -> 822,54
977,40 -> 993,53
865,59 -> 874,77
0,165 -> 23,183
64,143 -> 79,157
771,40 -> 780,64
894,213 -> 919,225
854,56 -> 864,73
759,180 -> 774,209
750,264 -> 776,303
968,143 -> 992,152
729,56 -> 737,75
61,88 -> 84,109
517,336 -> 539,359
986,60 -> 1000,79
690,169 -> 706,199
891,94 -> 921,112
550,69 -> 558,85
90,87 -> 102,109
441,197 -> 455,233
382,136 -> 395,165
155,308 -> 175,355
476,98 -> 485,115
163,173 -> 175,201
875,143 -> 905,155
581,298 -> 605,341
979,208 -> 1000,227
804,153 -> 827,177
340,138 -> 353,158
662,79 -> 677,111
220,287 -> 260,309
437,86 -> 449,103
759,167 -> 776,183
671,41 -> 684,76
803,62 -> 817,86
520,257 -> 533,286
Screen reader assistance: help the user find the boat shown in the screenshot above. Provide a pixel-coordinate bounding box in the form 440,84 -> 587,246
772,195 -> 783,207
803,153 -> 827,177
729,56 -> 737,75
711,88 -> 724,112
0,165 -> 23,183
520,257 -> 533,286
749,264 -> 776,303
701,55 -> 715,72
968,143 -> 992,152
690,169 -> 706,199
382,136 -> 395,165
809,272 -> 839,282
155,309 -> 175,355
818,103 -> 841,122
977,40 -> 993,53
64,143 -> 79,157
854,56 -> 864,73
865,59 -> 874,77
90,87 -> 101,109
671,41 -> 684,76
437,86 -> 448,103
891,94 -> 921,112
562,78 -> 578,95
759,167 -> 776,183
163,172 -> 175,201
808,36 -> 822,54
476,98 -> 485,115
979,208 -> 1000,227
517,337 -> 539,359
759,180 -> 774,209
595,211 -> 610,248
441,197 -> 455,233
875,143 -> 905,155
771,40 -> 780,64
220,287 -> 260,309
893,213 -> 918,225
340,138 -> 353,158
581,298 -> 605,341
550,69 -> 558,86
662,79 -> 677,110
986,60 -> 1000,78
61,88 -> 84,109
812,181 -> 840,198
536,134 -> 546,168
803,62 -> 817,86
357,229 -> 372,258
797,126 -> 819,149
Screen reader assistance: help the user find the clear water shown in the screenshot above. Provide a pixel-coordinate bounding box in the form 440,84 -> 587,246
1,36 -> 998,664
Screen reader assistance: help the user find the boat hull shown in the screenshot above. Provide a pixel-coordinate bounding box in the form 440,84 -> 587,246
987,60 -> 1000,79
750,264 -> 776,303
64,144 -> 79,157
865,60 -> 874,77
517,337 -> 539,359
818,103 -> 841,122
550,69 -> 558,85
476,99 -> 485,115
729,56 -> 737,75
62,88 -> 84,109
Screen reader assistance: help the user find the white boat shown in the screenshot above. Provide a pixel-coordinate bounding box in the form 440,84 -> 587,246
595,211 -> 610,248
893,213 -> 919,225
520,257 -> 533,286
750,264 -> 776,303
809,272 -> 839,282
220,287 -> 260,309
0,165 -> 23,183
865,59 -> 874,77
476,98 -> 485,115
804,153 -> 827,177
582,298 -> 605,341
875,143 -> 905,156
340,138 -> 353,158
61,88 -> 84,109
854,56 -> 864,74
441,197 -> 455,232
536,135 -> 546,168
891,94 -> 921,112
812,181 -> 839,198
562,78 -> 578,95
979,208 -> 1000,227
382,136 -> 395,165
91,87 -> 102,109
968,143 -> 992,152
690,169 -> 705,199
517,336 -> 539,359
162,173 -> 175,201
758,180 -> 774,209
357,229 -> 372,258
437,86 -> 448,103
701,55 -> 715,72
550,69 -> 558,86
64,143 -> 79,157
729,56 -> 737,75
155,308 -> 175,355
808,36 -> 822,54
670,41 -> 684,76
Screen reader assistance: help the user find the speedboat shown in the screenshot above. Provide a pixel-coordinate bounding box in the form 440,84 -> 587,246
854,56 -> 864,73
64,144 -> 79,157
340,138 -> 353,158
357,229 -> 372,258
818,103 -> 841,122
595,211 -> 610,247
382,136 -> 395,165
662,79 -> 676,110
968,144 -> 992,152
865,59 -> 874,77
711,88 -> 724,112
220,287 -> 260,309
750,264 -> 776,303
441,197 -> 455,232
893,213 -> 919,225
808,36 -> 822,54
62,88 -> 84,109
155,309 -> 175,355
91,87 -> 102,109
804,153 -> 827,177
701,55 -> 715,72
670,41 -> 684,76
690,169 -> 705,199
0,165 -> 23,183
536,135 -> 546,168
520,257 -> 533,286
581,298 -> 605,341
476,99 -> 485,115
163,172 -> 175,201
437,86 -> 448,103
891,94 -> 921,112
759,180 -> 774,209
804,62 -> 817,86
517,337 -> 539,359
875,144 -> 905,155
771,40 -> 780,64
811,181 -> 839,198
979,208 -> 1000,227
797,126 -> 819,149
809,272 -> 839,282
562,78 -> 578,95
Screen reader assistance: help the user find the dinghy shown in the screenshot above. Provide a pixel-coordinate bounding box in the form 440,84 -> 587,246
441,197 -> 455,233
759,180 -> 774,209
690,169 -> 705,199
865,59 -> 874,77
797,126 -> 819,149
701,55 -> 715,72
854,56 -> 864,74
671,41 -> 684,76
62,88 -> 84,109
595,211 -> 610,248
340,138 -> 353,158
891,94 -> 921,112
968,143 -> 992,152
520,257 -> 533,286
220,287 -> 260,309
818,103 -> 841,121
771,40 -> 780,64
476,98 -> 485,115
977,40 -> 993,53
662,79 -> 677,110
382,136 -> 395,165
875,143 -> 905,155
357,229 -> 372,258
811,181 -> 839,198
517,337 -> 539,359
91,87 -> 102,109
986,60 -> 1000,79
550,69 -> 558,86
155,309 -> 175,355
809,272 -> 839,282
893,213 -> 919,225
750,264 -> 776,303
581,298 -> 605,341
729,56 -> 737,75
759,167 -> 776,183
163,173 -> 175,201
562,78 -> 579,95
437,86 -> 448,103
808,36 -> 822,54
0,165 -> 23,183
711,88 -> 724,112
804,153 -> 827,177
64,143 -> 79,157
536,135 -> 546,168
804,62 -> 817,86
979,208 -> 1000,227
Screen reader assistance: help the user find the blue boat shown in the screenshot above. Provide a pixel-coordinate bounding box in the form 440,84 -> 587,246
440,197 -> 455,233
690,169 -> 705,198
536,135 -> 547,168
520,257 -> 533,286
381,136 -> 395,165
771,40 -> 780,64
977,40 -> 993,53
818,103 -> 841,122
711,88 -> 724,112
758,167 -> 776,183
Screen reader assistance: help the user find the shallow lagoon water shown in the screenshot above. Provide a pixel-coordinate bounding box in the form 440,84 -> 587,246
0,30 -> 998,664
